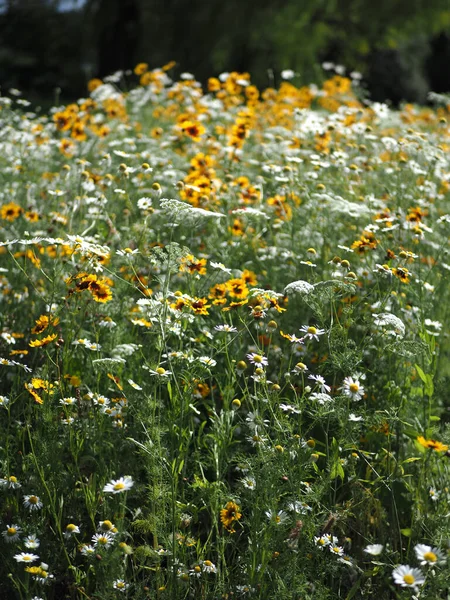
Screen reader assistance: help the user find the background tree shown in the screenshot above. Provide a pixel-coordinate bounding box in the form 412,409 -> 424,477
0,0 -> 449,103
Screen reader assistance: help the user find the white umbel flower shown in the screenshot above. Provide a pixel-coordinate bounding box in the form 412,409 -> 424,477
373,312 -> 405,338
284,280 -> 314,296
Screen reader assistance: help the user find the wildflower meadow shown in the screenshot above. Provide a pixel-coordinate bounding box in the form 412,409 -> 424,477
1,63 -> 450,599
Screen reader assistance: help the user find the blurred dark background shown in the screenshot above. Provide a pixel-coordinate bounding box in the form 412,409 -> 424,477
0,0 -> 449,105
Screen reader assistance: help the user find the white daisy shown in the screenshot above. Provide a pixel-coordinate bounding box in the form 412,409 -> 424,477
103,475 -> 134,494
349,413 -> 364,422
14,552 -> 39,563
148,367 -> 172,378
81,544 -> 96,556
64,523 -> 80,538
314,535 -> 331,549
24,534 -> 40,549
113,579 -> 129,591
414,543 -> 446,566
92,532 -> 115,549
127,379 -> 143,390
299,325 -> 325,341
246,353 -> 268,366
364,543 -> 383,556
201,559 -> 217,573
392,565 -> 425,591
23,494 -> 43,511
329,545 -> 345,557
308,374 -> 331,393
341,377 -> 365,401
3,524 -> 21,543
214,324 -> 238,333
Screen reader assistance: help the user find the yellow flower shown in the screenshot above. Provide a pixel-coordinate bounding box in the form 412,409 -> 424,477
226,278 -> 249,299
417,436 -> 448,452
220,501 -> 242,533
87,78 -> 103,92
1,202 -> 22,221
134,62 -> 148,76
29,334 -> 57,348
179,120 -> 206,142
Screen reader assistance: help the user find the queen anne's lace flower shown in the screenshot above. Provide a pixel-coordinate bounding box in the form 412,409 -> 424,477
284,280 -> 314,296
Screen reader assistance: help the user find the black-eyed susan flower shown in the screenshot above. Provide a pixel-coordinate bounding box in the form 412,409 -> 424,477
417,436 -> 448,452
220,501 -> 242,533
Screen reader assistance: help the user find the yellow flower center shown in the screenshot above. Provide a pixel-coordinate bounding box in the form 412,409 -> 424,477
7,527 -> 17,535
252,354 -> 263,363
194,565 -> 201,573
156,367 -> 166,375
9,476 -> 17,483
204,560 -> 212,567
116,582 -> 125,589
98,536 -> 109,545
424,551 -> 437,562
349,383 -> 359,393
22,555 -> 33,561
403,574 -> 415,585
29,495 -> 38,504
113,482 -> 125,491
307,326 -> 317,335
66,524 -> 77,532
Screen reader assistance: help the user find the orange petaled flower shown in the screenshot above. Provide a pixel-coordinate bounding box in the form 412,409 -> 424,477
392,267 -> 410,284
31,315 -> 60,335
189,297 -> 211,316
25,378 -> 54,405
180,255 -> 207,276
417,436 -> 448,452
222,300 -> 248,311
87,78 -> 103,92
351,231 -> 378,253
25,383 -> 43,404
226,278 -> 249,299
29,334 -> 57,348
134,62 -> 148,76
220,501 -> 242,533
72,274 -> 113,303
89,281 -> 113,303
31,315 -> 50,335
241,269 -> 258,286
107,373 -> 123,391
179,120 -> 206,142
230,218 -> 245,236
1,202 -> 22,221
